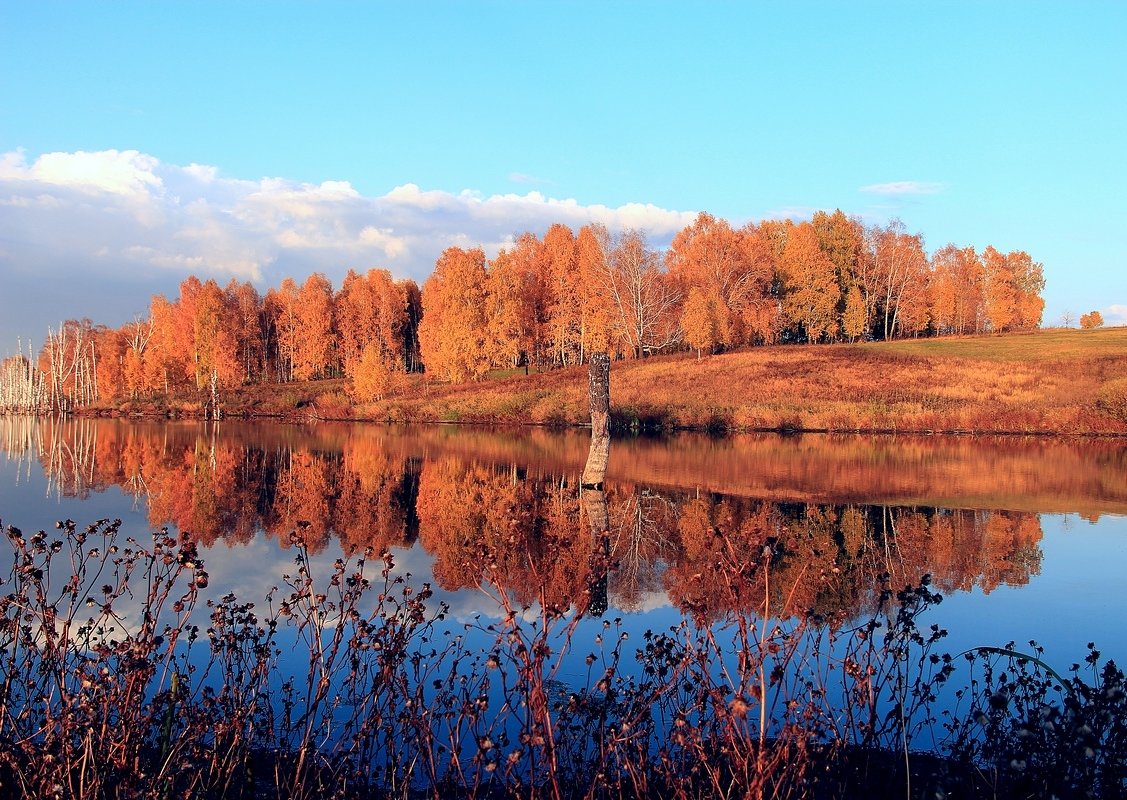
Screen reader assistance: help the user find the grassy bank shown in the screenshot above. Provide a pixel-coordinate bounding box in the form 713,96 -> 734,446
364,327 -> 1127,435
95,327 -> 1127,436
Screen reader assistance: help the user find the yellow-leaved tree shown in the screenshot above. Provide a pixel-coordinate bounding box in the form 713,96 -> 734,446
1080,310 -> 1104,330
351,343 -> 403,401
680,287 -> 727,358
418,247 -> 492,382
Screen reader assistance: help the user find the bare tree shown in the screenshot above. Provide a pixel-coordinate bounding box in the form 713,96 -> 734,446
590,227 -> 681,357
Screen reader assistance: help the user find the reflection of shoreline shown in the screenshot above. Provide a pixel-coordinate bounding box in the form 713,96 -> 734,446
0,417 -> 1049,622
6,418 -> 1127,514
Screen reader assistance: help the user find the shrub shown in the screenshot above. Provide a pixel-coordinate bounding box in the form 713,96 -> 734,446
313,390 -> 353,419
1096,378 -> 1127,423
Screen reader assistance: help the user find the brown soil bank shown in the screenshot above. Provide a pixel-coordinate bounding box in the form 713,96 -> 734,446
105,327 -> 1127,436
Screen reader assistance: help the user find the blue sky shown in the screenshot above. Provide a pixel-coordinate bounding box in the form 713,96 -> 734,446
2,1 -> 1125,349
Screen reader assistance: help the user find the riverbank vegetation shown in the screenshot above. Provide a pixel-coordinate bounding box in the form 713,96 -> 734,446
2,518 -> 1124,799
6,326 -> 1126,435
2,210 -> 1054,420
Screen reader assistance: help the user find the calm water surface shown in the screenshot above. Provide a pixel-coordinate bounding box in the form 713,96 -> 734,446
2,416 -> 1125,673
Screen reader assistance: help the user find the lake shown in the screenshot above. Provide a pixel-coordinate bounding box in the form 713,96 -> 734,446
2,416 -> 1126,795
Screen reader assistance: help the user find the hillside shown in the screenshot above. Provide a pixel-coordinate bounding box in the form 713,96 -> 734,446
184,327 -> 1127,437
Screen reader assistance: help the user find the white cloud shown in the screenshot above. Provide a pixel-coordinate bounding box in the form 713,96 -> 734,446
0,148 -> 702,343
1,148 -> 163,197
859,181 -> 944,196
1103,304 -> 1127,326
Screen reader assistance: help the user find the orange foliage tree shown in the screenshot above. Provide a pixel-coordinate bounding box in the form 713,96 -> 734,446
680,287 -> 727,357
1080,310 -> 1104,329
350,342 -> 403,401
187,278 -> 241,389
487,233 -> 550,371
11,202 -> 1053,405
666,212 -> 776,349
865,220 -> 929,340
225,279 -> 265,383
542,223 -> 584,366
418,247 -> 493,382
929,244 -> 983,335
778,222 -> 841,342
293,273 -> 337,380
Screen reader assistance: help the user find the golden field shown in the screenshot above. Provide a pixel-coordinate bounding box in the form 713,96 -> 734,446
344,326 -> 1127,436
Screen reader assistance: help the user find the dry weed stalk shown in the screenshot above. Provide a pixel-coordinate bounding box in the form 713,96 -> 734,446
2,518 -> 1125,799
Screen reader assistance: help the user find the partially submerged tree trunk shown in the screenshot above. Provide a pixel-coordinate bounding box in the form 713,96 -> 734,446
581,352 -> 610,488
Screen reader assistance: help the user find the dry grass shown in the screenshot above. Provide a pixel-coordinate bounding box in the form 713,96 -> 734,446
4,520 -> 1126,799
365,327 -> 1127,436
90,328 -> 1127,436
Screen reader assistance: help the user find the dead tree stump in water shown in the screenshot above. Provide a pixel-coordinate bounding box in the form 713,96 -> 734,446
581,352 -> 610,488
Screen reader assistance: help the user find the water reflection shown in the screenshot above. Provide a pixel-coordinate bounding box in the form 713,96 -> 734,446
3,417 -> 1127,796
3,416 -> 1114,622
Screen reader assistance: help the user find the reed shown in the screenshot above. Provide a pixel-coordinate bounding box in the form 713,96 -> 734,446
1,518 -> 1124,798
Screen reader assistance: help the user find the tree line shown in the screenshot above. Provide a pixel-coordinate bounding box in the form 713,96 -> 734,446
1,209 -> 1045,411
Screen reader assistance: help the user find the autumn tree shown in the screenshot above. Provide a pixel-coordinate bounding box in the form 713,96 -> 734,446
576,224 -> 616,358
264,278 -> 301,381
143,295 -> 187,393
1006,250 -> 1046,330
811,210 -> 863,281
293,273 -> 337,380
929,244 -> 983,335
92,325 -> 126,401
585,225 -> 680,358
351,342 -> 403,401
335,268 -> 408,379
1080,310 -> 1105,329
979,246 -> 1017,332
418,246 -> 493,382
487,233 -> 550,371
121,317 -> 153,397
186,278 -> 241,389
665,212 -> 775,349
736,223 -> 786,343
225,279 -> 265,383
777,222 -> 840,342
841,284 -> 867,342
680,287 -> 727,357
542,223 -> 584,366
865,220 -> 929,340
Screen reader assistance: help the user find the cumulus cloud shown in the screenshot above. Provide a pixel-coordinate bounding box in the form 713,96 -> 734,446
1,148 -> 162,197
0,148 -> 699,344
859,181 -> 944,196
1103,304 -> 1127,327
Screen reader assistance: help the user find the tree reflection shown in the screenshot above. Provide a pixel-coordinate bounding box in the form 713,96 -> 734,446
4,418 -> 1050,621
